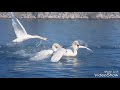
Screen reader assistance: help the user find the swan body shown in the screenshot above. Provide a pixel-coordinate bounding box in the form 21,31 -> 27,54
30,43 -> 62,61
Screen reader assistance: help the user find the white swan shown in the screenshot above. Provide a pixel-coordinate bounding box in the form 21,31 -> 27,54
30,43 -> 62,61
51,40 -> 92,62
10,12 -> 48,43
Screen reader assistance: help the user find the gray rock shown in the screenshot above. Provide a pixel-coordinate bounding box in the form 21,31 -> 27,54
0,12 -> 120,19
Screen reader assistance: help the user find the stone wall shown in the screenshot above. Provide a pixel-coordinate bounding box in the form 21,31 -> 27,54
0,12 -> 120,19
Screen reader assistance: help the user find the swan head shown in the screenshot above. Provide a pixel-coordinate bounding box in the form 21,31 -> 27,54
72,41 -> 80,50
73,40 -> 93,52
37,36 -> 48,41
52,43 -> 62,51
42,37 -> 48,41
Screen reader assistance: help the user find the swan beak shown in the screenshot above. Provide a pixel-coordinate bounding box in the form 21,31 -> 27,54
78,46 -> 93,52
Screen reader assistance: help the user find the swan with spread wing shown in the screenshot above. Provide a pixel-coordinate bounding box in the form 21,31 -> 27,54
10,12 -> 47,43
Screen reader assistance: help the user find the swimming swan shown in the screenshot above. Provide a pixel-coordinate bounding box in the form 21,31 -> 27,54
30,43 -> 62,61
10,12 -> 48,43
51,40 -> 92,62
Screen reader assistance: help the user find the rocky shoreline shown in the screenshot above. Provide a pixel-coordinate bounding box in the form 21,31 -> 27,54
1,12 -> 120,19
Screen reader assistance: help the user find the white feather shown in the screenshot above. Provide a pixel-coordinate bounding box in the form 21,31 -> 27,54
11,12 -> 47,43
51,40 -> 93,62
30,49 -> 53,61
30,43 -> 62,61
11,12 -> 27,38
51,48 -> 66,62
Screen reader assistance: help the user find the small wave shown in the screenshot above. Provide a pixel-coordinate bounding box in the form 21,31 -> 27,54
0,45 -> 15,53
89,44 -> 120,49
6,42 -> 17,47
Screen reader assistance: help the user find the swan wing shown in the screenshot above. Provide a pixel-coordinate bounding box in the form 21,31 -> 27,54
11,12 -> 27,38
51,48 -> 66,62
30,49 -> 53,61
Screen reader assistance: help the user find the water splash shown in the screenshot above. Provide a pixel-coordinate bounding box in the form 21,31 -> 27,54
13,49 -> 33,57
77,40 -> 88,47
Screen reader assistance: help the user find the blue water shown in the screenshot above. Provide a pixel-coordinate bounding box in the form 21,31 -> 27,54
0,19 -> 120,78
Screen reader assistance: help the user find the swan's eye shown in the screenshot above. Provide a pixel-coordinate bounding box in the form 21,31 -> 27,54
77,44 -> 79,46
55,46 -> 58,48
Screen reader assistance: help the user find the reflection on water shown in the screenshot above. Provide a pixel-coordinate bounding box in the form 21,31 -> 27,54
0,19 -> 120,78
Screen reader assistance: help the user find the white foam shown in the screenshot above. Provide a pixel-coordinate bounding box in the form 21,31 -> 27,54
13,50 -> 32,57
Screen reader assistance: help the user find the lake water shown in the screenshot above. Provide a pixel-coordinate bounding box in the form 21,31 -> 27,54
0,19 -> 120,78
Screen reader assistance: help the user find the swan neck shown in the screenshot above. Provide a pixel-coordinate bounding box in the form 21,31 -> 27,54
73,48 -> 78,56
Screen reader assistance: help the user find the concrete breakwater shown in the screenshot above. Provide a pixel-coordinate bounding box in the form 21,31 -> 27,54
1,12 -> 120,19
